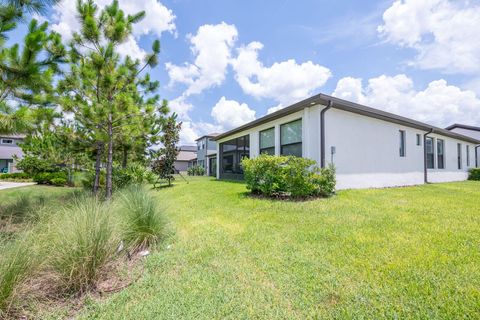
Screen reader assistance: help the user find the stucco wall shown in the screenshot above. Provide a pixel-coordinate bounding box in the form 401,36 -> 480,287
216,104 -> 478,189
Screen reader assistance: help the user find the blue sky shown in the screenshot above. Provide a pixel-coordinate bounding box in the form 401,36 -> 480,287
10,0 -> 480,143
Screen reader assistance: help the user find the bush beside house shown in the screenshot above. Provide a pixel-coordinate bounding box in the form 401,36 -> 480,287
242,154 -> 336,198
468,168 -> 480,180
187,165 -> 205,176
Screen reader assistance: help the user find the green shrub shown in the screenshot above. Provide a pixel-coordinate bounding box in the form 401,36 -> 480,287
187,165 -> 205,176
47,197 -> 117,293
118,185 -> 166,251
33,171 -> 67,185
468,168 -> 480,181
0,236 -> 37,313
81,164 -> 154,191
242,154 -> 336,198
16,156 -> 55,175
0,172 -> 31,180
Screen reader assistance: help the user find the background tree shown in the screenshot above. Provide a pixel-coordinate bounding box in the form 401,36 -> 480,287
152,114 -> 180,187
58,0 -> 168,198
0,0 -> 65,134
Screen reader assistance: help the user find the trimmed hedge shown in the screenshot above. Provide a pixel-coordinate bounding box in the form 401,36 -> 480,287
242,154 -> 336,198
0,172 -> 31,180
468,168 -> 480,181
33,172 -> 68,186
187,165 -> 205,176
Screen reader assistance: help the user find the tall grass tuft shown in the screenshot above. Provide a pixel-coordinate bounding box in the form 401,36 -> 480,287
0,235 -> 37,314
47,197 -> 118,294
118,185 -> 166,251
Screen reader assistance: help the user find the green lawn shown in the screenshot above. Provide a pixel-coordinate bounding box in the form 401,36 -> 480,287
3,179 -> 480,319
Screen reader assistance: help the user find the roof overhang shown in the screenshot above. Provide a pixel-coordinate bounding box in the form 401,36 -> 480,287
213,93 -> 480,144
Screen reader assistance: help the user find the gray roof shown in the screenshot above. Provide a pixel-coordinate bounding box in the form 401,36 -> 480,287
178,145 -> 197,152
445,123 -> 480,132
213,93 -> 480,144
195,133 -> 220,141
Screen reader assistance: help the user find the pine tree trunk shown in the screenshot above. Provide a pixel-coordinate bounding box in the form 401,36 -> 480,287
93,142 -> 103,195
105,113 -> 114,199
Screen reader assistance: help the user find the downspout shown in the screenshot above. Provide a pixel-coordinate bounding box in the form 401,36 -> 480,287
320,100 -> 333,168
423,128 -> 433,183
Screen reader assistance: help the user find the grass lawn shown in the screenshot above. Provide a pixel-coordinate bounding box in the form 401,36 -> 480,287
3,179 -> 480,318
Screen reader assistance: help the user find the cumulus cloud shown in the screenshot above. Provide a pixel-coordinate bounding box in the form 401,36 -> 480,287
168,97 -> 193,121
178,121 -> 223,145
211,96 -> 256,130
49,0 -> 175,59
232,41 -> 332,106
333,74 -> 480,127
166,22 -> 238,96
378,0 -> 480,73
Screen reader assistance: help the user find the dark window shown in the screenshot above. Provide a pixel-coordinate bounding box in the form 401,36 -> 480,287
399,130 -> 406,157
416,134 -> 421,146
259,127 -> 275,155
280,119 -> 302,157
220,135 -> 250,176
437,139 -> 445,169
1,139 -> 13,145
457,143 -> 462,169
466,145 -> 470,167
426,137 -> 434,169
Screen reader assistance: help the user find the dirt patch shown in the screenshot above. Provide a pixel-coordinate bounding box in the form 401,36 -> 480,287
3,253 -> 147,320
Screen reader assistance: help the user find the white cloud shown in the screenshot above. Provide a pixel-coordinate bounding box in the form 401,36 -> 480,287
49,0 -> 175,59
232,41 -> 332,106
211,97 -> 256,130
166,23 -> 238,96
333,74 -> 480,127
168,97 -> 193,121
178,121 -> 223,145
378,0 -> 480,73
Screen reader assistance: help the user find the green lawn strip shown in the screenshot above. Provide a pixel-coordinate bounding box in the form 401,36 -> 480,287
10,178 -> 479,319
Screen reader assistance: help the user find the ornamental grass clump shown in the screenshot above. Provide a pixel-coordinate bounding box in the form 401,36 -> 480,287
0,235 -> 38,314
47,197 -> 118,294
242,154 -> 336,198
118,185 -> 167,251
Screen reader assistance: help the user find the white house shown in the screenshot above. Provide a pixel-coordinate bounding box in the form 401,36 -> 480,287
213,94 -> 480,190
0,135 -> 24,173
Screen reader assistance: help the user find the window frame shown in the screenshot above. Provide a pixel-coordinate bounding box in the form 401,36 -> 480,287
457,143 -> 462,170
437,139 -> 445,169
259,127 -> 275,155
426,137 -> 435,169
280,119 -> 302,157
399,130 -> 406,157
1,139 -> 14,145
466,145 -> 470,167
416,134 -> 422,146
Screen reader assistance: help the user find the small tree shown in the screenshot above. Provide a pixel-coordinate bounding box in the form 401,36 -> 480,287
152,114 -> 180,186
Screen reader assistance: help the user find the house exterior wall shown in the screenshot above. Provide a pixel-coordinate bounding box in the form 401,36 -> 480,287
216,104 -> 477,189
196,137 -> 217,175
173,160 -> 189,172
0,136 -> 24,173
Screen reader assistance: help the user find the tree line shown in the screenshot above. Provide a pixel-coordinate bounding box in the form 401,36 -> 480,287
0,0 -> 180,198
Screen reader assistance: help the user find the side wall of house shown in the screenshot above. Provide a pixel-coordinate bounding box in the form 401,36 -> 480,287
216,105 -> 477,189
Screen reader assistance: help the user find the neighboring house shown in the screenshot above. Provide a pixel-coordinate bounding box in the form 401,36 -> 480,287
174,145 -> 197,172
446,124 -> 480,167
213,93 -> 480,189
0,135 -> 24,173
195,133 -> 219,176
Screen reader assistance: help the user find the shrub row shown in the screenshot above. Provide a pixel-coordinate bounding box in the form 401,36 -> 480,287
33,172 -> 68,186
0,185 -> 167,314
187,165 -> 205,176
242,155 -> 336,198
468,168 -> 480,181
0,172 -> 31,180
81,163 -> 155,191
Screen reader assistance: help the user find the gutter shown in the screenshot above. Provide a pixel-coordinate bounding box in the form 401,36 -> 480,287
320,100 -> 333,168
423,128 -> 433,183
